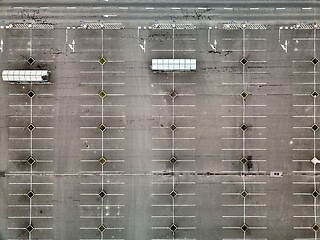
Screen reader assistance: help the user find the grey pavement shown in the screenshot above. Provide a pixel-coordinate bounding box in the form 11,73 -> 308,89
0,2 -> 320,240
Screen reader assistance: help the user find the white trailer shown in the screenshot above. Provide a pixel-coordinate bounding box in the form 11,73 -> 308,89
2,70 -> 50,83
151,59 -> 196,72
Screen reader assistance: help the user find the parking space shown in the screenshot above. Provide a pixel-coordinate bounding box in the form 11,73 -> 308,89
287,24 -> 320,239
73,27 -> 127,240
144,25 -> 198,239
2,16 -> 320,240
3,26 -> 56,240
218,25 -> 268,240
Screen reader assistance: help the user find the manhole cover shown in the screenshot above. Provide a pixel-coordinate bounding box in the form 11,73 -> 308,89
99,90 -> 107,99
170,190 -> 177,198
311,124 -> 319,132
99,156 -> 106,165
98,224 -> 106,232
311,57 -> 319,65
313,223 -> 320,232
27,124 -> 35,132
99,57 -> 107,65
99,123 -> 107,132
27,90 -> 36,99
26,224 -> 34,233
27,57 -> 35,65
240,58 -> 248,65
312,190 -> 319,198
170,124 -> 177,131
170,156 -> 177,164
240,190 -> 248,198
27,190 -> 35,199
240,156 -> 248,164
99,190 -> 107,198
311,91 -> 319,98
27,156 -> 36,165
241,223 -> 248,232
170,223 -> 177,232
240,123 -> 248,132
240,90 -> 248,100
170,91 -> 177,99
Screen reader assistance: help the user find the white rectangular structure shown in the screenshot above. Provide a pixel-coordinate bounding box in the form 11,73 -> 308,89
151,59 -> 196,71
2,70 -> 49,82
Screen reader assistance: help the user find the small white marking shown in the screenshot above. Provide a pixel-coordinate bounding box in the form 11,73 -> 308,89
222,215 -> 266,218
68,39 -> 75,52
139,39 -> 146,52
280,40 -> 288,53
0,39 -> 3,52
103,14 -> 117,18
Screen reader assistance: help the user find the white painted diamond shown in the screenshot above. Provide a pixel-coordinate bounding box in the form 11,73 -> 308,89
311,157 -> 319,165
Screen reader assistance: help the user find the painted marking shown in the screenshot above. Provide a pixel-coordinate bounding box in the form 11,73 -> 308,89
222,215 -> 266,218
140,39 -> 146,52
210,40 -> 217,51
103,14 -> 117,18
68,39 -> 75,52
281,40 -> 288,53
151,49 -> 196,52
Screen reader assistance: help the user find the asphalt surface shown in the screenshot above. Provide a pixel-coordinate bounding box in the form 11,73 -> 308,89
0,1 -> 319,27
0,1 -> 320,240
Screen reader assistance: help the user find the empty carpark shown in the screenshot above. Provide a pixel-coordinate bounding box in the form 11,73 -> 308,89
1,1 -> 320,240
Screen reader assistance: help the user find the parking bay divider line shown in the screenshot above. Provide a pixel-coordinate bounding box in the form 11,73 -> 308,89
80,116 -> 125,118
80,82 -> 125,85
80,159 -> 124,162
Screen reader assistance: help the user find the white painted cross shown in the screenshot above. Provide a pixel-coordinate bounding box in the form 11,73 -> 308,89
0,39 -> 3,52
68,39 -> 75,52
139,39 -> 146,52
280,40 -> 288,53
